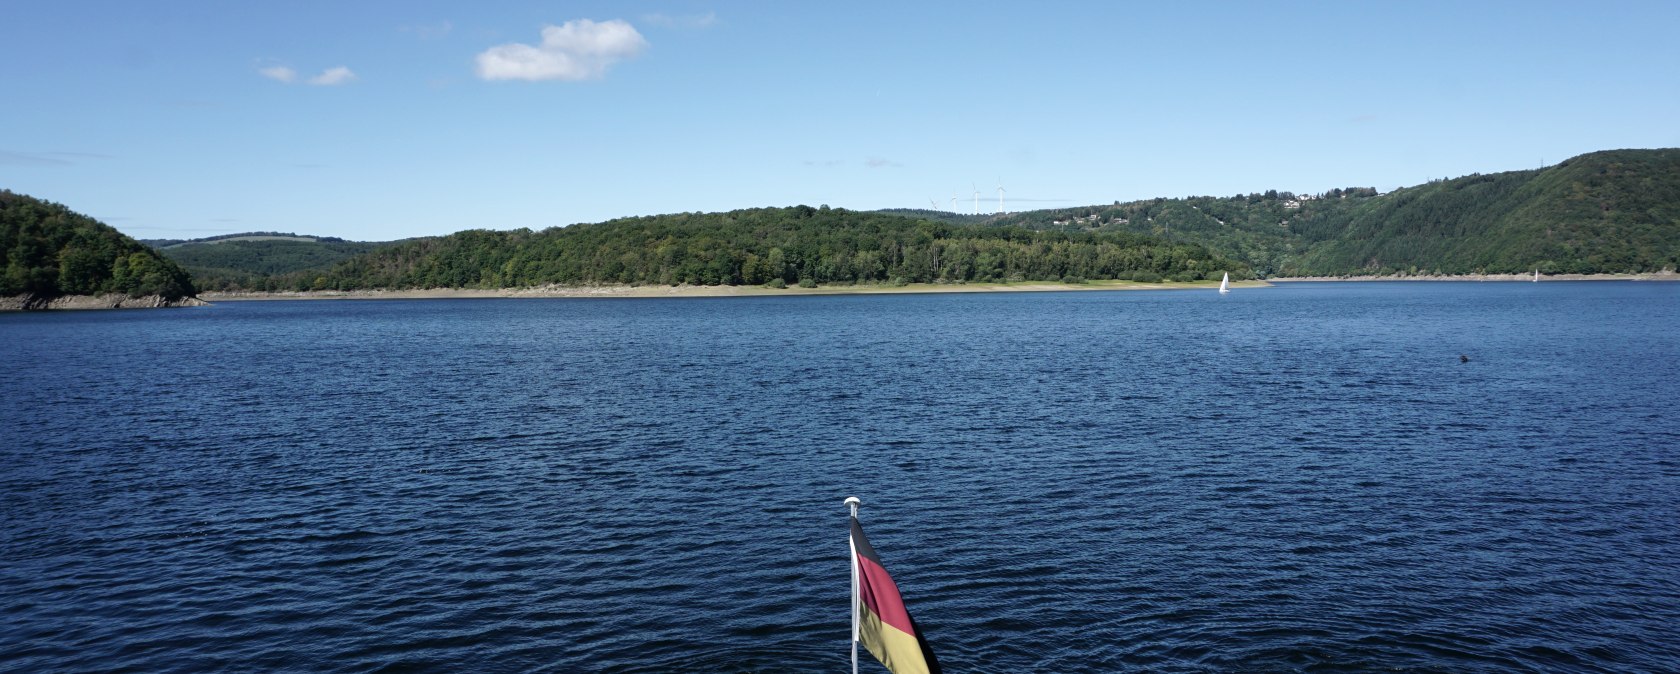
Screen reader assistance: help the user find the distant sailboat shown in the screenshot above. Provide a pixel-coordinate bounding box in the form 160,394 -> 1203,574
1533,269 -> 1540,282
1219,272 -> 1230,294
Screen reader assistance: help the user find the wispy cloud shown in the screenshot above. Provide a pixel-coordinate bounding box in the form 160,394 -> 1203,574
308,66 -> 357,86
259,65 -> 297,83
475,19 -> 648,82
0,150 -> 113,167
642,11 -> 717,30
803,158 -> 905,169
399,20 -> 453,39
259,64 -> 358,86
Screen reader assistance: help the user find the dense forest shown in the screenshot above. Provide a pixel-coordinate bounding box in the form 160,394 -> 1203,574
989,188 -> 1380,276
151,236 -> 388,291
1289,149 -> 1680,275
1,190 -> 196,303
286,206 -> 1245,291
991,149 -> 1679,276
9,148 -> 1675,301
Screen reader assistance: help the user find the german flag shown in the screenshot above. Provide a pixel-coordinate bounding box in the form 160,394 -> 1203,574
851,516 -> 942,674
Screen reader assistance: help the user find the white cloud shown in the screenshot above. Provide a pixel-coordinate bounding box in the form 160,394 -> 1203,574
308,66 -> 358,86
259,66 -> 298,83
642,12 -> 717,29
260,64 -> 357,86
475,19 -> 648,82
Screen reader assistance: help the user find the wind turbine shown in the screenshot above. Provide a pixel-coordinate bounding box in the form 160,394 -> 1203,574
996,179 -> 1006,214
928,198 -> 939,211
951,193 -> 958,213
972,183 -> 979,215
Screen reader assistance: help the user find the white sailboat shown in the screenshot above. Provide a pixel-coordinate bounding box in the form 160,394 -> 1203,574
1218,272 -> 1230,294
1533,269 -> 1540,282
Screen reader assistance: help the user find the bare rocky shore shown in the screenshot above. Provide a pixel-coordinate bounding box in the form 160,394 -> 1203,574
0,294 -> 210,311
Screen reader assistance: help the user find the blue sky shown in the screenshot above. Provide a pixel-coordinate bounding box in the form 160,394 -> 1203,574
3,1 -> 1678,241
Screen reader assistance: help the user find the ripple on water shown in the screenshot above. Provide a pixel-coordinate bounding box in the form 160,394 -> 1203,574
2,284 -> 1679,672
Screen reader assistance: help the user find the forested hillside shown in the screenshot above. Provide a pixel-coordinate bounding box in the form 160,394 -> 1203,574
989,188 -> 1381,276
151,236 -> 387,291
1290,149 -> 1680,275
990,149 -> 1679,276
10,149 -> 1672,299
1,190 -> 196,304
291,206 -> 1246,291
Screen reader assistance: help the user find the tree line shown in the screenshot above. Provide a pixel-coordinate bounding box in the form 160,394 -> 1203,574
283,206 -> 1247,291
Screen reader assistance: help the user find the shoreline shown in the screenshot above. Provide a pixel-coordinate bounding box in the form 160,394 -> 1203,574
195,272 -> 1676,303
14,272 -> 1668,309
0,294 -> 209,311
1268,271 -> 1678,282
200,279 -> 1268,302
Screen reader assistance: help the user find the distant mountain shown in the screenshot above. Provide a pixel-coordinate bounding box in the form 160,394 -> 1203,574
1,190 -> 196,308
148,233 -> 389,291
989,149 -> 1680,276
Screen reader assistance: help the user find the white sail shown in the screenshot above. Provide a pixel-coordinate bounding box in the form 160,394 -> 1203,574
1533,269 -> 1540,282
1218,272 -> 1230,293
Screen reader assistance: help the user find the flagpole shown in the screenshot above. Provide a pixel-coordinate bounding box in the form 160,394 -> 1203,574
844,496 -> 861,674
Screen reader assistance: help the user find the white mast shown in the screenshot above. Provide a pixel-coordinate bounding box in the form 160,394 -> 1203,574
997,179 -> 1006,214
845,496 -> 861,674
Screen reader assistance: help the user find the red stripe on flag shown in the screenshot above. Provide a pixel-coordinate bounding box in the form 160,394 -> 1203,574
856,553 -> 916,636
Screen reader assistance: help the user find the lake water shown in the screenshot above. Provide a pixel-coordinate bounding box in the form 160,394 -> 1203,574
3,282 -> 1678,672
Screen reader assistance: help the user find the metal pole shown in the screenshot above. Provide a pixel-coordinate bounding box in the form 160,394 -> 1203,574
845,496 -> 861,674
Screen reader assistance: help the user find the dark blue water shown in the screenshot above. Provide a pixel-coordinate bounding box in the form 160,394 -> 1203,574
3,282 -> 1678,673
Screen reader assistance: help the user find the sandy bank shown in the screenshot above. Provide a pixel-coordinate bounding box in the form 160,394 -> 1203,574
201,279 -> 1270,302
1269,271 -> 1678,282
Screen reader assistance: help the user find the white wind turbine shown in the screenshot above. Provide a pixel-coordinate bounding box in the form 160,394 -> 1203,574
996,179 -> 1006,214
951,193 -> 958,213
928,198 -> 939,211
972,183 -> 979,215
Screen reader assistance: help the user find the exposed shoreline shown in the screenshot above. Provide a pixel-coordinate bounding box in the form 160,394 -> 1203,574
0,294 -> 209,311
200,279 -> 1263,302
9,272 -> 1670,310
1269,271 -> 1678,282
197,272 -> 1678,303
